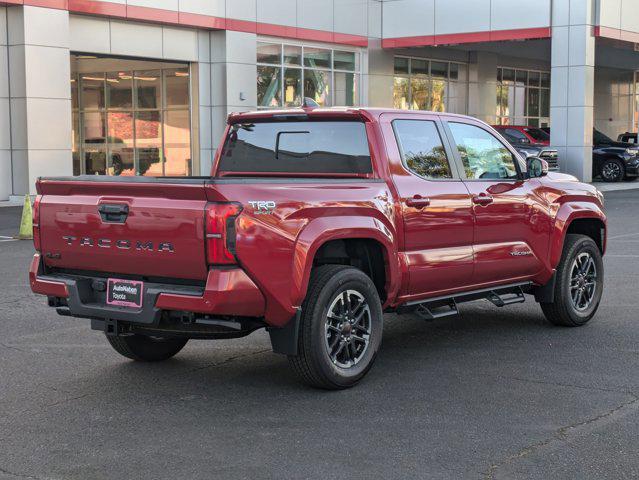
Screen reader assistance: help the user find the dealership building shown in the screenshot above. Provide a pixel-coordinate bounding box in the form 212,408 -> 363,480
0,0 -> 638,200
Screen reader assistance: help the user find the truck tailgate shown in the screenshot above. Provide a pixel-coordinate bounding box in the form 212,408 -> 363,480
37,177 -> 209,281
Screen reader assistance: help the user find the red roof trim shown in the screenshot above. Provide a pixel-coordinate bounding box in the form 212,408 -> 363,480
595,25 -> 639,44
382,26 -> 551,48
0,0 -> 370,47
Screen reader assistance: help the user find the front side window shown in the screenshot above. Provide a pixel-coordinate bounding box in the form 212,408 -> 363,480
219,121 -> 372,175
393,120 -> 452,180
449,123 -> 518,180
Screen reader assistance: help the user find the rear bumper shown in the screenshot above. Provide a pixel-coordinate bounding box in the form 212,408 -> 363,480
29,254 -> 265,325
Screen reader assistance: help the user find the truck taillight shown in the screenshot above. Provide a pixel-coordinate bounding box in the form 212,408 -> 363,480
205,203 -> 242,265
33,195 -> 41,252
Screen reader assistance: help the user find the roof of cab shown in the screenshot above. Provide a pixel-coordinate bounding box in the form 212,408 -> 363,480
226,107 -> 474,124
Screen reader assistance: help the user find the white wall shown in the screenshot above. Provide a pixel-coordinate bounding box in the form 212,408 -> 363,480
382,0 -> 551,39
594,67 -> 634,139
8,6 -> 72,197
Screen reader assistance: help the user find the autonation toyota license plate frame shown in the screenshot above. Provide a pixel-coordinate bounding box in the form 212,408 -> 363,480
107,278 -> 143,309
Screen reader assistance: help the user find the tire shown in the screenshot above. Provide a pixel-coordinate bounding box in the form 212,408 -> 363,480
288,265 -> 383,390
599,158 -> 625,182
541,234 -> 604,327
106,334 -> 188,362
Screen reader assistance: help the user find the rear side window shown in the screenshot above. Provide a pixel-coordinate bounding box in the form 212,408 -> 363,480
393,119 -> 452,179
218,121 -> 372,175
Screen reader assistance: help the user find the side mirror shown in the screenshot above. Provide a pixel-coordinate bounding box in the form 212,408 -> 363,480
527,156 -> 549,178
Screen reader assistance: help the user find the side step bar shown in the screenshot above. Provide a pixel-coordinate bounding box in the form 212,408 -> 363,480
398,282 -> 531,320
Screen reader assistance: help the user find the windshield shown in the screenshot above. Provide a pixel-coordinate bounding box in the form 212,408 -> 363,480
524,127 -> 550,142
593,129 -> 614,144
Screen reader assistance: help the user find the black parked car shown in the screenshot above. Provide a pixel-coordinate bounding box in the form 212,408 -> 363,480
541,128 -> 639,182
618,132 -> 638,144
593,129 -> 639,182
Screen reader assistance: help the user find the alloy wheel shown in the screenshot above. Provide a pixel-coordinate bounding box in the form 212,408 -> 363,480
324,290 -> 371,368
569,252 -> 597,312
602,162 -> 621,181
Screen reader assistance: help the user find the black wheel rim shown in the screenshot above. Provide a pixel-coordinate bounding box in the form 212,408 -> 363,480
569,252 -> 597,312
324,290 -> 371,368
602,162 -> 621,180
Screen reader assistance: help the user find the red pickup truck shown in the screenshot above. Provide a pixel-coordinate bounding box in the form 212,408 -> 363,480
29,108 -> 606,389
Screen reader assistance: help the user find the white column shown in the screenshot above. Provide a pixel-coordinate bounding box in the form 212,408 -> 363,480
366,39 -> 394,108
0,8 -> 11,201
8,6 -> 72,196
203,30 -> 257,175
550,0 -> 595,181
468,51 -> 498,124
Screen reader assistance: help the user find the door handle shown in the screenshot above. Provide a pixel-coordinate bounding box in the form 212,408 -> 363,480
472,194 -> 494,206
405,195 -> 431,208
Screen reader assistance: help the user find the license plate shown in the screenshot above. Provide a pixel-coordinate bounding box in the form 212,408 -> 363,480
107,278 -> 143,308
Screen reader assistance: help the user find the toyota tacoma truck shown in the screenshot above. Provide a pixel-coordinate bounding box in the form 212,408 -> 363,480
29,107 -> 606,389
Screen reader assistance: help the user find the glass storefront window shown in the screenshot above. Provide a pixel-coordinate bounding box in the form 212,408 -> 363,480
135,70 -> 161,109
430,79 -> 447,112
71,77 -> 79,110
257,41 -> 361,108
82,111 -> 106,175
135,110 -> 162,176
393,57 -> 468,114
431,61 -> 448,78
393,77 -> 409,110
81,74 -> 105,110
164,109 -> 191,176
304,69 -> 331,106
257,65 -> 282,108
410,77 -> 429,110
334,51 -> 357,71
164,69 -> 190,108
284,45 -> 302,66
411,59 -> 428,75
106,72 -> 132,109
71,57 -> 191,177
284,68 -> 302,107
496,67 -> 550,126
107,111 -> 134,176
72,110 -> 80,175
394,57 -> 409,75
257,42 -> 281,64
304,47 -> 331,69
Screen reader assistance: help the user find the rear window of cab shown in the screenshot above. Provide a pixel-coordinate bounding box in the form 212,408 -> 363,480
218,121 -> 373,175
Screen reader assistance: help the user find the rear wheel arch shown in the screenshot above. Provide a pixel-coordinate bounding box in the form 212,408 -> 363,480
312,238 -> 389,303
291,218 -> 400,310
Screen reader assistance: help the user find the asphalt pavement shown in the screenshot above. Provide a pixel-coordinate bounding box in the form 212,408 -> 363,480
1,190 -> 639,480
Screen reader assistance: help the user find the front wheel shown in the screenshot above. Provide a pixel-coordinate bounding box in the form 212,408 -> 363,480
288,265 -> 383,389
541,234 -> 604,327
600,158 -> 625,182
106,334 -> 188,362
